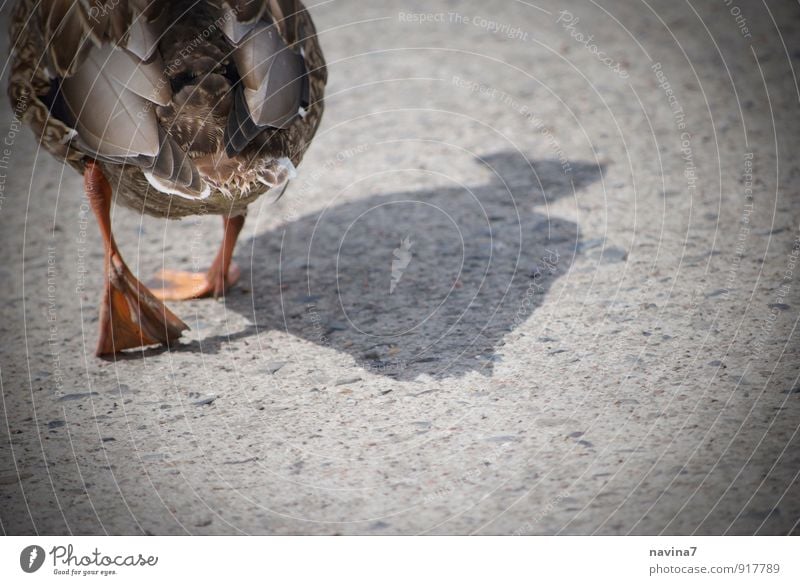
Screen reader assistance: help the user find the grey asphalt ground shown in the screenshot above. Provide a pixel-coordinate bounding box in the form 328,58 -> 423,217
1,0 -> 799,535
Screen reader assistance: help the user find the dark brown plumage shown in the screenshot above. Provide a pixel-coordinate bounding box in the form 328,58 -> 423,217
8,0 -> 327,354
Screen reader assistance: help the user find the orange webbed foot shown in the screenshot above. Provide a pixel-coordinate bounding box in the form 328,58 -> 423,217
152,262 -> 241,301
96,253 -> 189,356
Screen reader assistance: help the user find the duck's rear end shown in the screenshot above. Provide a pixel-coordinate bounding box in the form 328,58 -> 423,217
7,0 -> 327,354
9,0 -> 326,216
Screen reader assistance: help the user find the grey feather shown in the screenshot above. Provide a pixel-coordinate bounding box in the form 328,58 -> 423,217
61,44 -> 161,159
224,85 -> 260,156
221,17 -> 306,154
60,43 -> 206,198
125,8 -> 165,61
245,43 -> 304,127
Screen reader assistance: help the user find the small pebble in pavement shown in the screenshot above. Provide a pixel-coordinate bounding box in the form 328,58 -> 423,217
335,377 -> 362,386
193,395 -> 217,406
264,361 -> 287,374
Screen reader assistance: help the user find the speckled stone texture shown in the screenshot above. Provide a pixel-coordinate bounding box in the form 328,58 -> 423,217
0,0 -> 798,535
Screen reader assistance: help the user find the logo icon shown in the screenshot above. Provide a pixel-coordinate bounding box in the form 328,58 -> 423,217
390,235 -> 414,294
20,545 -> 45,573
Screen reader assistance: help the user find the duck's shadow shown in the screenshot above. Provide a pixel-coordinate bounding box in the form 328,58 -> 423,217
211,151 -> 602,380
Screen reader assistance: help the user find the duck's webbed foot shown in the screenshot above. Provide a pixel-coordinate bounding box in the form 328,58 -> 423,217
153,215 -> 245,301
153,263 -> 241,300
98,252 -> 189,355
85,161 -> 188,356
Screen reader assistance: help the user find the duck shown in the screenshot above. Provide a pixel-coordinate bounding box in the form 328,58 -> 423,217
8,0 -> 327,355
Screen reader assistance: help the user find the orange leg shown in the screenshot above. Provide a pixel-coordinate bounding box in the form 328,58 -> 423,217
84,161 -> 188,356
153,215 -> 245,301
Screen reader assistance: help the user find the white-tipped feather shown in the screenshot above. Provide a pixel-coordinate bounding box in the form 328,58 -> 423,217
59,128 -> 79,144
277,157 -> 297,180
144,171 -> 211,200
